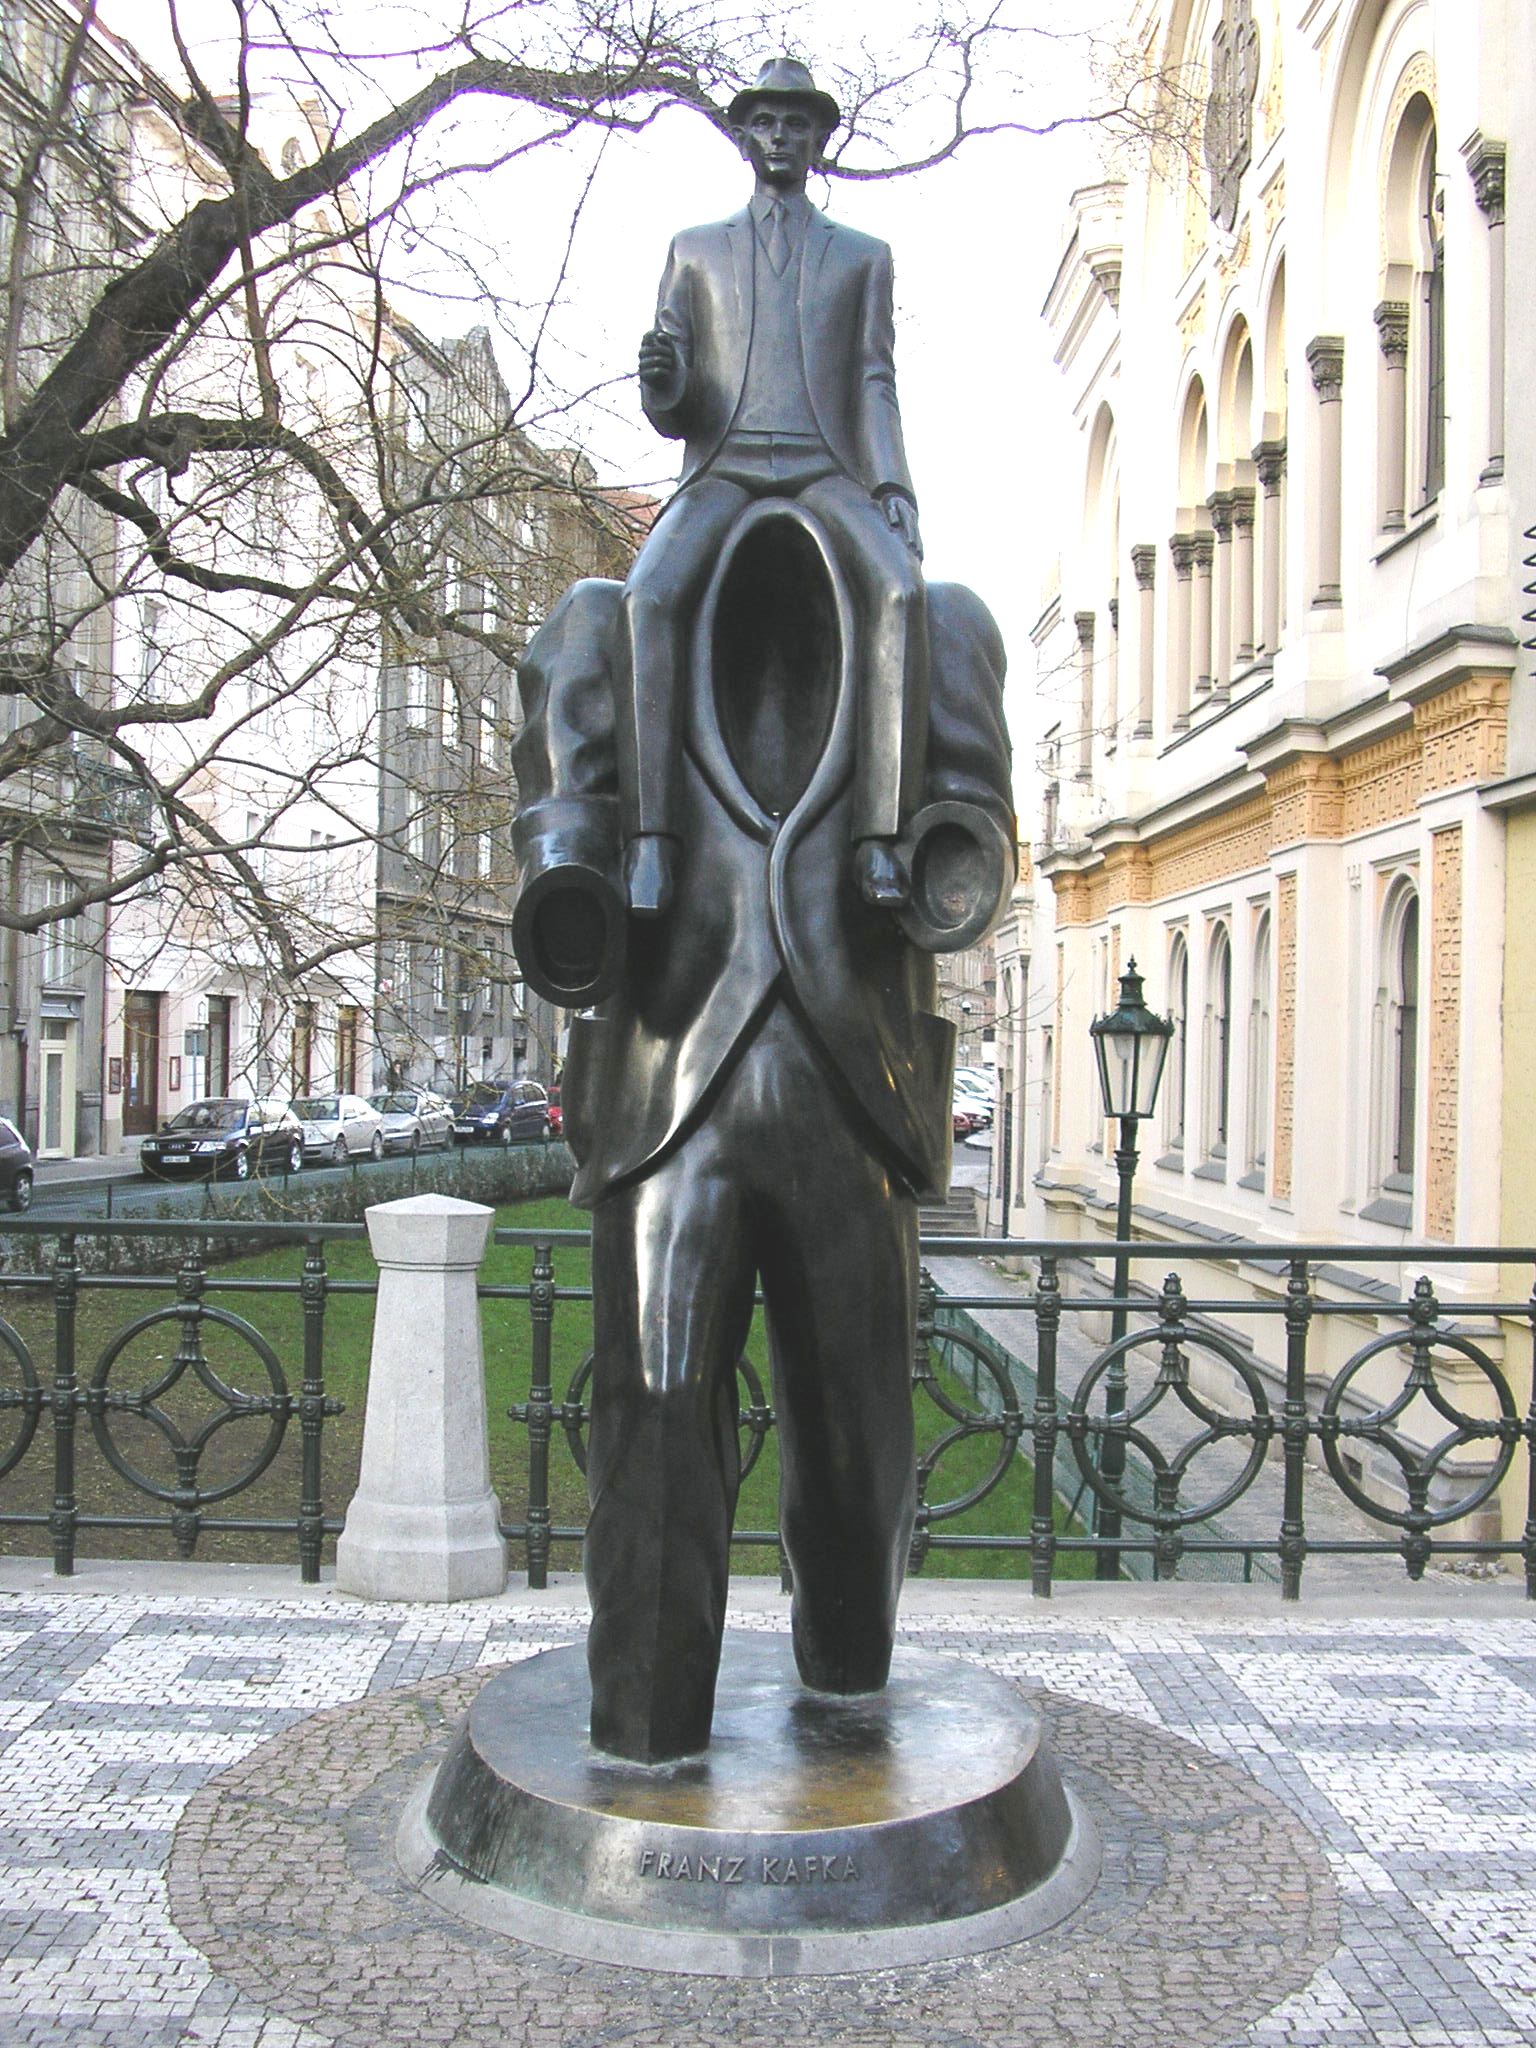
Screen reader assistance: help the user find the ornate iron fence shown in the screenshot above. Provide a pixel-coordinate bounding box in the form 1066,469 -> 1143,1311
0,1217 -> 1532,1597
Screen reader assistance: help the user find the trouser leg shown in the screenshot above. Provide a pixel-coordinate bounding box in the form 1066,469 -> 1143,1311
752,1022 -> 919,1691
585,1142 -> 755,1761
617,478 -> 749,842
798,473 -> 929,843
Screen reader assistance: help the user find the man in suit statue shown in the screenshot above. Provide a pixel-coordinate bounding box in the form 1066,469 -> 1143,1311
618,57 -> 926,919
509,59 -> 1015,1766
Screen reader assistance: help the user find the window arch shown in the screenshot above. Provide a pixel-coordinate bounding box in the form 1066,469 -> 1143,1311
1203,922 -> 1233,1162
1371,881 -> 1420,1205
1165,932 -> 1190,1154
1246,911 -> 1272,1181
1380,93 -> 1443,522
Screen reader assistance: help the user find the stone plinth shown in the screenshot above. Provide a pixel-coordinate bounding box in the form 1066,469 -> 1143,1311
335,1194 -> 505,1601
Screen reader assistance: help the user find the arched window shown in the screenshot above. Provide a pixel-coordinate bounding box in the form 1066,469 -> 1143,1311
1419,138 -> 1446,502
1380,96 -> 1443,521
1370,883 -> 1420,1209
1204,923 -> 1233,1161
1391,895 -> 1420,1182
1165,934 -> 1189,1153
1245,912 -> 1272,1181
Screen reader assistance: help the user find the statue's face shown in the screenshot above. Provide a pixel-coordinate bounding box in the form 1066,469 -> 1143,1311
733,98 -> 826,188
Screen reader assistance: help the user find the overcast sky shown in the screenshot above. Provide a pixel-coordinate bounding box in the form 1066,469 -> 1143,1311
101,0 -> 1107,684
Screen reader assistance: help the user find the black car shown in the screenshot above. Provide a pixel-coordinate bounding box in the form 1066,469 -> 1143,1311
451,1079 -> 551,1145
140,1098 -> 305,1182
0,1116 -> 33,1210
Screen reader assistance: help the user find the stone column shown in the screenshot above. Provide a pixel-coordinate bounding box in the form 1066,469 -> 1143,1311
1306,336 -> 1345,609
1254,439 -> 1286,653
1168,533 -> 1196,728
336,1194 -> 506,1601
1462,132 -> 1507,482
1074,609 -> 1095,779
1208,490 -> 1234,696
1130,543 -> 1156,735
1231,486 -> 1256,667
1374,300 -> 1409,532
1192,531 -> 1215,698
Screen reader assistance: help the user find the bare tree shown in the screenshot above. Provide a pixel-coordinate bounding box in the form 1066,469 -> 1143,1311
0,0 -> 1184,1140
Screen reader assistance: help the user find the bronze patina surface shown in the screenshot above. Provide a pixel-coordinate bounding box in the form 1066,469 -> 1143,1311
404,1636 -> 1096,1974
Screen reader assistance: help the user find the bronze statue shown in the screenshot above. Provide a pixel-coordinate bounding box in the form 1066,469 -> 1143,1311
620,57 -> 925,918
511,57 -> 1015,1764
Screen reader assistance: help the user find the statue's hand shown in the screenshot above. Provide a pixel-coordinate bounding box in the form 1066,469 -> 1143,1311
882,492 -> 923,561
638,328 -> 681,393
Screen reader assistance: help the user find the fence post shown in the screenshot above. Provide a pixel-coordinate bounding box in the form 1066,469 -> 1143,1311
524,1240 -> 554,1588
1280,1258 -> 1313,1600
335,1194 -> 505,1600
1030,1255 -> 1061,1597
297,1235 -> 330,1584
50,1232 -> 78,1575
1524,1268 -> 1536,1602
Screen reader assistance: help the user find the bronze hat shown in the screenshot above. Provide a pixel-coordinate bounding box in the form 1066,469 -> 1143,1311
726,57 -> 841,136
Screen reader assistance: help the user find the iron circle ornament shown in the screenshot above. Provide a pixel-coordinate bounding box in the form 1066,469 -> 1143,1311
556,1351 -> 774,1483
1318,1281 -> 1522,1531
88,1302 -> 292,1508
0,1317 -> 41,1482
1066,1308 -> 1274,1528
916,1320 -> 1024,1529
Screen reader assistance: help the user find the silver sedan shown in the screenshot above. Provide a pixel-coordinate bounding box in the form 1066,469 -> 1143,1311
368,1088 -> 454,1153
291,1093 -> 388,1165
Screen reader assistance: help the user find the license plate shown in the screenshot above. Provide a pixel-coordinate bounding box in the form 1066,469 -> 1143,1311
454,1122 -> 474,1133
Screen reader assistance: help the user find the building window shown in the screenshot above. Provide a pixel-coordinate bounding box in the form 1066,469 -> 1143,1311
1204,923 -> 1232,1160
1421,160 -> 1446,503
403,662 -> 431,728
480,695 -> 498,767
291,1002 -> 314,1094
39,873 -> 79,986
1390,893 -> 1420,1184
1165,934 -> 1189,1153
1038,1030 -> 1054,1168
431,947 -> 446,1010
1245,912 -> 1272,1180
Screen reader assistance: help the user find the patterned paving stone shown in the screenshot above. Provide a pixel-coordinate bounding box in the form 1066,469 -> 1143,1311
0,1590 -> 1530,2044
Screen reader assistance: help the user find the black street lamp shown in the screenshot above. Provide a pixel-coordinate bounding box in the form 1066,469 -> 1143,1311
1088,958 -> 1175,1580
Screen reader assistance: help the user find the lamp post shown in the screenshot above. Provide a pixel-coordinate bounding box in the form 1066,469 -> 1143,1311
1088,958 -> 1175,1580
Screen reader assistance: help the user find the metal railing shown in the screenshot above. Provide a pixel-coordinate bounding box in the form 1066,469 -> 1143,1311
0,1218 -> 1532,1597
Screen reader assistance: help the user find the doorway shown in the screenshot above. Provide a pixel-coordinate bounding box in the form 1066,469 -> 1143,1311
38,1019 -> 76,1156
207,995 -> 232,1098
123,992 -> 162,1137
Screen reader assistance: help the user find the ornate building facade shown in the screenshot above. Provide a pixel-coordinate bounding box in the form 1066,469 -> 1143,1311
994,0 -> 1532,1538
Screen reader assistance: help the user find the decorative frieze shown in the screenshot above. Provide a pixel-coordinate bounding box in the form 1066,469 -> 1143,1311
1268,757 -> 1344,847
1425,827 -> 1463,1242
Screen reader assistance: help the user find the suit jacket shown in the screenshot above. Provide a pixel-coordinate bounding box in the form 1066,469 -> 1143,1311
511,510 -> 1013,1209
642,206 -> 916,503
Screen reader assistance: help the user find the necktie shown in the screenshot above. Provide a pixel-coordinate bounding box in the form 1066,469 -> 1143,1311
763,201 -> 791,276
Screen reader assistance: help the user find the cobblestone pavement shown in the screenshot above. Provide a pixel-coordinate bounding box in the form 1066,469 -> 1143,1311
1,1570 -> 1533,2048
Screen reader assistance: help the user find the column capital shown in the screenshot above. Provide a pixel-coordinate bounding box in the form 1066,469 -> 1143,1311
1306,334 -> 1345,400
1130,542 -> 1157,590
1073,609 -> 1096,648
1107,594 -> 1120,631
1230,484 -> 1257,531
1208,488 -> 1235,538
1169,532 -> 1198,579
1254,437 -> 1287,491
1191,530 -> 1216,571
1461,130 -> 1507,225
1373,298 -> 1410,364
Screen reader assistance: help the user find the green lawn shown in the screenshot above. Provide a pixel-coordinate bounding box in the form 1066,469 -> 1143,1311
0,1195 -> 1088,1578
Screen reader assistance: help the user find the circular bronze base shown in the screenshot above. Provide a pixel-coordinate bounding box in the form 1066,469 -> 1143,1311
398,1635 -> 1099,1975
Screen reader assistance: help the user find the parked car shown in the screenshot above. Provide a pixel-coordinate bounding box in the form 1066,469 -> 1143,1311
952,1100 -> 987,1140
292,1093 -> 388,1165
367,1089 -> 454,1153
140,1099 -> 304,1182
0,1117 -> 34,1210
451,1079 -> 551,1145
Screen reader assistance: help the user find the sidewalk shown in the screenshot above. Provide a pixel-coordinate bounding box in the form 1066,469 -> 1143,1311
1,1558 -> 1532,2047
